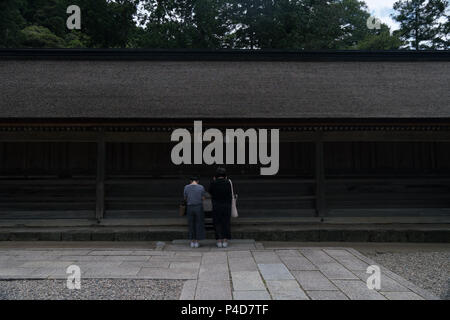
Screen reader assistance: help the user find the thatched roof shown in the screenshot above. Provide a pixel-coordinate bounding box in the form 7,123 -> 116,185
1,50 -> 449,121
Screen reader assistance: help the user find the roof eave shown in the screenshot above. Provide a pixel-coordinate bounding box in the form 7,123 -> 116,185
1,48 -> 450,62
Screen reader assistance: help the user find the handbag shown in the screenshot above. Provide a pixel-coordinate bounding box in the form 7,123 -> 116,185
229,179 -> 238,218
203,192 -> 213,212
179,200 -> 187,217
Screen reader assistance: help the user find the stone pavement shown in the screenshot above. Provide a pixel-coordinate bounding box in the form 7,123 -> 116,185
0,240 -> 439,300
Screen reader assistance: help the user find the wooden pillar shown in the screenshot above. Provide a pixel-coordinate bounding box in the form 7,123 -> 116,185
315,135 -> 326,217
96,133 -> 105,221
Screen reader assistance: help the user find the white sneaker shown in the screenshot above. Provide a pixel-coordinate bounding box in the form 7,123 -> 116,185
190,241 -> 195,248
222,241 -> 228,248
216,241 -> 223,248
194,242 -> 199,248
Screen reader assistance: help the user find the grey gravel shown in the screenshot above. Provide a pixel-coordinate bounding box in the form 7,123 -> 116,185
365,251 -> 449,300
0,279 -> 184,300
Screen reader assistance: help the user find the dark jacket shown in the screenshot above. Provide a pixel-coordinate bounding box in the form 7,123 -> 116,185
209,178 -> 232,204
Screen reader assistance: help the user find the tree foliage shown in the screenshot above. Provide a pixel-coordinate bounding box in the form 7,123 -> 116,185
392,0 -> 449,49
0,0 -> 27,47
0,0 -> 447,49
356,25 -> 404,50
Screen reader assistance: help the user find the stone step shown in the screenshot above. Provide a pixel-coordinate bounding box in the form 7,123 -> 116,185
0,225 -> 448,242
172,239 -> 255,245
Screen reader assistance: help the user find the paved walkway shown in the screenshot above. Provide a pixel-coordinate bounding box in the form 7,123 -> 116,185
0,240 -> 439,300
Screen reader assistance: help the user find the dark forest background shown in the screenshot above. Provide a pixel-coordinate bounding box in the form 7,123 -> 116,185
1,0 -> 449,50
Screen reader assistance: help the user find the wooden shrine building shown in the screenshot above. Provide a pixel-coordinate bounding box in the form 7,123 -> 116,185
0,49 -> 449,225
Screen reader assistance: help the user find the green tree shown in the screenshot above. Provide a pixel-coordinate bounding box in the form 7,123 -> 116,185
225,0 -> 344,49
392,0 -> 449,49
223,0 -> 389,50
2,0 -> 442,50
336,0 -> 371,48
64,31 -> 91,48
22,0 -> 68,38
71,0 -> 138,48
19,25 -> 65,47
135,0 -> 229,48
303,0 -> 348,49
0,0 -> 27,47
356,24 -> 404,50
433,11 -> 450,48
1,0 -> 138,48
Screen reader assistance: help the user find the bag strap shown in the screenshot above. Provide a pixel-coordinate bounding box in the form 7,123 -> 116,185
229,179 -> 235,200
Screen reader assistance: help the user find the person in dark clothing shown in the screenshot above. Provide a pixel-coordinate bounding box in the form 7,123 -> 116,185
209,167 -> 232,248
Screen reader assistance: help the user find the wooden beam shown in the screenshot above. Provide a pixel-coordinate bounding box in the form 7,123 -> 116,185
0,132 -> 98,142
104,132 -> 171,143
1,129 -> 450,143
315,134 -> 326,217
95,133 -> 106,221
322,131 -> 450,142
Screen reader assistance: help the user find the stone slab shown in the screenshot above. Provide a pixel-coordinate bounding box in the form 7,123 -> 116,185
233,290 -> 271,300
280,256 -> 317,271
292,271 -> 337,291
88,250 -> 136,256
323,249 -> 356,259
0,260 -> 32,268
332,280 -> 387,300
354,271 -> 410,292
83,266 -> 141,278
0,267 -> 38,277
33,267 -> 70,279
307,290 -> 349,300
174,252 -> 203,257
324,249 -> 369,271
199,263 -> 229,281
201,252 -> 228,265
299,249 -> 335,264
231,271 -> 266,291
137,267 -> 197,280
334,257 -> 370,271
227,251 -> 253,259
195,280 -> 232,300
316,263 -> 358,280
266,280 -> 309,300
151,256 -> 202,263
75,261 -> 122,270
170,262 -> 200,269
252,251 -> 282,264
275,249 -> 302,258
258,263 -> 294,280
119,260 -> 170,269
180,280 -> 197,300
228,258 -> 258,272
18,261 -> 74,268
101,255 -> 151,262
58,255 -> 106,262
381,292 -> 424,300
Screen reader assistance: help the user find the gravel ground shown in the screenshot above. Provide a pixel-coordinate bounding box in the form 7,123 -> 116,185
0,279 -> 184,300
365,251 -> 450,300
